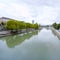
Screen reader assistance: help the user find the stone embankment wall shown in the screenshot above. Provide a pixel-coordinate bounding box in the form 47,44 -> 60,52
51,27 -> 60,40
0,29 -> 36,37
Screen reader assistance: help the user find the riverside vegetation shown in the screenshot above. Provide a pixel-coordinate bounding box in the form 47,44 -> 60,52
5,20 -> 39,33
52,23 -> 60,30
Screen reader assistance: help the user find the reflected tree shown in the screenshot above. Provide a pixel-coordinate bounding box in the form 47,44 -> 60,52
2,31 -> 38,48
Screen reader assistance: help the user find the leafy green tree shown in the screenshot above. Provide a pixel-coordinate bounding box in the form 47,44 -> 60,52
6,20 -> 19,30
6,20 -> 39,31
19,21 -> 26,29
33,23 -> 39,29
25,23 -> 32,28
53,23 -> 60,29
52,23 -> 57,29
57,24 -> 60,29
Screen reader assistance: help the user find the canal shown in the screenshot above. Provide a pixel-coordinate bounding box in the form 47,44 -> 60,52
0,28 -> 60,60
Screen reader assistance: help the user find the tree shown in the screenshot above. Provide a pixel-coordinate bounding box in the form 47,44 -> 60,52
6,20 -> 39,31
52,23 -> 60,29
25,23 -> 32,28
6,20 -> 19,30
33,23 -> 39,29
19,21 -> 26,29
52,23 -> 57,29
57,24 -> 60,29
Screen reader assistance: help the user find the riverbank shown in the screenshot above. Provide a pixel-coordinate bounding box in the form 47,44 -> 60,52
0,29 -> 38,38
0,31 -> 11,37
51,27 -> 60,40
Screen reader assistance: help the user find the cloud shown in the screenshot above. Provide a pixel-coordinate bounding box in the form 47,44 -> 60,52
35,6 -> 58,25
0,3 -> 5,9
0,0 -> 60,25
19,0 -> 60,7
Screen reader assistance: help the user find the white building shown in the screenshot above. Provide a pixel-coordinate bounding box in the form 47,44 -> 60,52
0,17 -> 12,23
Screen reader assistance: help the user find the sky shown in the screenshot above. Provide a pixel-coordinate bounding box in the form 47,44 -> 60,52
0,0 -> 60,25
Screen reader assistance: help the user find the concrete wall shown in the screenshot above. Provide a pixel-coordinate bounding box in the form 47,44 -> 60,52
51,27 -> 60,40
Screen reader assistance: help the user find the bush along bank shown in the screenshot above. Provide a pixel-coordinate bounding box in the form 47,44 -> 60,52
52,22 -> 60,30
5,20 -> 40,34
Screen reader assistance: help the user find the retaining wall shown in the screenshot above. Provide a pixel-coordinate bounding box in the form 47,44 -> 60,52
51,27 -> 60,40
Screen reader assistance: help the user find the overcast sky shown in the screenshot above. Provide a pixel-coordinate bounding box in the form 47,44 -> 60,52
0,0 -> 60,25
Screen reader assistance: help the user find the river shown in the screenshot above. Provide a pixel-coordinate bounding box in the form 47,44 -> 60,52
0,28 -> 60,60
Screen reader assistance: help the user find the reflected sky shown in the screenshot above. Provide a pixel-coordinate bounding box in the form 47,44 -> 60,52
0,28 -> 60,60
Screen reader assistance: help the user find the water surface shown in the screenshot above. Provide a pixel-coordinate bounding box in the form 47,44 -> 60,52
0,28 -> 60,60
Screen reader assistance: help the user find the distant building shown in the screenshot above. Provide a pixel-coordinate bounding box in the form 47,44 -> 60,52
0,17 -> 12,23
32,20 -> 34,24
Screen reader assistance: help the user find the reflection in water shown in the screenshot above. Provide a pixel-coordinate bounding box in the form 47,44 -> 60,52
0,28 -> 60,60
1,30 -> 38,48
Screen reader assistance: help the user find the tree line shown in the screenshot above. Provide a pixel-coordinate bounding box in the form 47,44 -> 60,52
52,22 -> 60,29
5,20 -> 39,30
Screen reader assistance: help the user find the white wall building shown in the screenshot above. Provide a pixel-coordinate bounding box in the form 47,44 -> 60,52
0,17 -> 12,23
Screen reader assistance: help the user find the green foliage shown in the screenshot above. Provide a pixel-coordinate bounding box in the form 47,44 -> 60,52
25,23 -> 32,28
25,23 -> 39,29
52,23 -> 57,29
6,20 -> 39,30
19,21 -> 26,29
52,23 -> 60,29
35,23 -> 39,29
6,20 -> 19,30
33,23 -> 39,29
